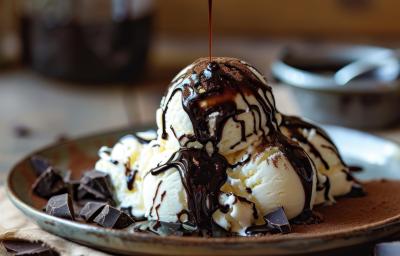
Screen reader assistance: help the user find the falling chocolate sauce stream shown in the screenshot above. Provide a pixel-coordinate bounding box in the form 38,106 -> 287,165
155,58 -> 316,235
208,0 -> 213,61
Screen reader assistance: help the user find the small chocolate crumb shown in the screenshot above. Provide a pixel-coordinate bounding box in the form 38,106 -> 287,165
1,238 -> 59,256
13,125 -> 32,138
45,193 -> 75,220
245,187 -> 252,194
32,167 -> 66,198
93,205 -> 134,229
30,156 -> 51,177
79,202 -> 106,222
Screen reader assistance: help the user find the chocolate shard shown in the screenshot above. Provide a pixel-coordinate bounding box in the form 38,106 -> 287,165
30,156 -> 51,177
245,207 -> 292,235
32,167 -> 66,198
264,207 -> 291,234
65,180 -> 80,201
1,239 -> 59,256
375,241 -> 400,256
77,171 -> 115,205
93,205 -> 134,229
45,193 -> 75,220
79,202 -> 106,222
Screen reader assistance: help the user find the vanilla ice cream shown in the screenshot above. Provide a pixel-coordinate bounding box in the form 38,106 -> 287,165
94,57 -> 359,236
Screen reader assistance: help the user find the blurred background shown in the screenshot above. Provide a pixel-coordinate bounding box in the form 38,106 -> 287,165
1,0 -> 400,181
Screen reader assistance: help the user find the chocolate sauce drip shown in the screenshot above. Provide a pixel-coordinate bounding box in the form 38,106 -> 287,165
149,181 -> 163,218
349,166 -> 363,172
271,133 -> 315,211
118,134 -> 153,191
125,165 -> 138,191
316,173 -> 331,202
151,148 -> 228,235
281,115 -> 346,170
237,196 -> 258,220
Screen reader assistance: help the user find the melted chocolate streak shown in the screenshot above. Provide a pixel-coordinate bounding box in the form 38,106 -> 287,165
280,115 -> 356,198
152,60 -> 315,235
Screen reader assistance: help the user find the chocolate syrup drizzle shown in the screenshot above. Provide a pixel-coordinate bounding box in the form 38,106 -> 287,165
281,115 -> 346,169
152,58 -> 316,235
151,148 -> 228,235
280,115 -> 358,200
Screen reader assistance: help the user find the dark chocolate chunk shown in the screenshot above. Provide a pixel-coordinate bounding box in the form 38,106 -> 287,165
93,205 -> 134,229
246,207 -> 292,235
264,207 -> 291,234
30,156 -> 51,177
79,202 -> 106,222
1,239 -> 59,256
45,193 -> 75,220
77,171 -> 115,204
375,242 -> 400,256
32,167 -> 66,198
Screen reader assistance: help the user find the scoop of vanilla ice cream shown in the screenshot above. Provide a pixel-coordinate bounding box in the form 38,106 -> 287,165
213,146 -> 317,234
156,57 -> 278,156
95,133 -> 155,218
280,117 -> 353,204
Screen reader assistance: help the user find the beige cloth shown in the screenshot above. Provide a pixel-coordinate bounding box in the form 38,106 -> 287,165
0,187 -> 111,256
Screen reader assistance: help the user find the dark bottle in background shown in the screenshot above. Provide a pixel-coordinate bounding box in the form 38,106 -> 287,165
20,0 -> 154,83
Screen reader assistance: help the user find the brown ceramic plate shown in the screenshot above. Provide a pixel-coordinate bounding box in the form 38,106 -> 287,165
6,125 -> 400,255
